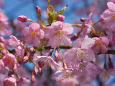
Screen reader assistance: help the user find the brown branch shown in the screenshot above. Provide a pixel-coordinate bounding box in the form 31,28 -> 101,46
35,45 -> 115,54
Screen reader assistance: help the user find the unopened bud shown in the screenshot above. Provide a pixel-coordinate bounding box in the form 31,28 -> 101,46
33,66 -> 38,75
13,64 -> 17,73
57,15 -> 65,22
32,72 -> 35,83
54,50 -> 59,60
21,77 -> 30,84
23,56 -> 29,63
108,57 -> 114,69
36,6 -> 41,16
17,15 -> 28,22
80,17 -> 85,22
71,33 -> 78,41
1,49 -> 6,55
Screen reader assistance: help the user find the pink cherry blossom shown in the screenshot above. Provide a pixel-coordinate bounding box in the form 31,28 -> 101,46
0,9 -> 11,35
64,36 -> 95,69
81,13 -> 93,37
15,44 -> 25,58
0,60 -> 6,74
23,23 -> 44,46
17,15 -> 28,22
57,15 -> 65,22
17,77 -> 30,86
100,2 -> 115,31
64,48 -> 95,69
58,77 -> 78,86
13,20 -> 26,37
92,37 -> 109,54
73,36 -> 95,49
8,35 -> 20,47
2,53 -> 17,69
45,21 -> 73,48
8,35 -> 25,58
4,76 -> 16,86
34,56 -> 59,71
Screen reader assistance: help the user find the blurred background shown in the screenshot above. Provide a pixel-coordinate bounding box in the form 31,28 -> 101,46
0,0 -> 108,23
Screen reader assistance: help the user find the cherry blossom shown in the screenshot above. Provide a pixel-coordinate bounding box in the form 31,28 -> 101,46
45,21 -> 73,48
23,23 -> 44,46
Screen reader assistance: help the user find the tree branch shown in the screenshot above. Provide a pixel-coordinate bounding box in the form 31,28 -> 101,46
35,45 -> 115,54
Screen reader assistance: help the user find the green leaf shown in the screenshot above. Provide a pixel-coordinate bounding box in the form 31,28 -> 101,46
55,4 -> 68,16
47,5 -> 54,13
47,4 -> 68,24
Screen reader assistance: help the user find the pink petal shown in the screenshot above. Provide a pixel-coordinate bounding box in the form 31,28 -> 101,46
107,2 -> 115,12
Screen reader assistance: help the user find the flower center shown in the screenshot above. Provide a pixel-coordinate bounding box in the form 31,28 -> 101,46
96,40 -> 102,46
31,31 -> 37,38
76,48 -> 85,57
7,57 -> 13,64
0,25 -> 4,29
56,30 -> 62,36
112,14 -> 115,19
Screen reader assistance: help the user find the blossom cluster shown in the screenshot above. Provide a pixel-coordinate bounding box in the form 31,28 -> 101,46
0,0 -> 115,86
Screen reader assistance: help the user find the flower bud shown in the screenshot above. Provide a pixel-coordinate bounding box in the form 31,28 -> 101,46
36,6 -> 41,16
80,17 -> 85,22
54,50 -> 59,60
33,66 -> 38,75
17,15 -> 28,22
32,72 -> 35,83
57,15 -> 65,22
71,33 -> 78,41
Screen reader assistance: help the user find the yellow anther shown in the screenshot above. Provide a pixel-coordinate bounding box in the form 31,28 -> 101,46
56,30 -> 62,36
31,31 -> 37,37
96,40 -> 102,46
77,48 -> 85,57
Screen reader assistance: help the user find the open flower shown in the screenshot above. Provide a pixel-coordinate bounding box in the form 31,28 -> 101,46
64,36 -> 95,69
101,2 -> 115,31
0,9 -> 11,35
4,76 -> 16,86
45,21 -> 73,48
34,56 -> 59,71
2,53 -> 17,69
92,37 -> 109,54
23,23 -> 44,46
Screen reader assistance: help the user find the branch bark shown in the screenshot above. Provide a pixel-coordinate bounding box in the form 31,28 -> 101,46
35,45 -> 115,54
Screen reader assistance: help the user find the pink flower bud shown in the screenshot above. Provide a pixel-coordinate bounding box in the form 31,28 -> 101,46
23,56 -> 29,63
38,61 -> 44,68
54,50 -> 59,60
57,15 -> 65,22
17,15 -> 28,22
0,60 -> 6,74
0,37 -> 5,42
36,6 -> 41,16
80,17 -> 85,22
4,76 -> 16,86
32,72 -> 35,82
71,33 -> 78,41
33,66 -> 38,75
1,49 -> 7,55
21,77 -> 30,84
13,64 -> 17,73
